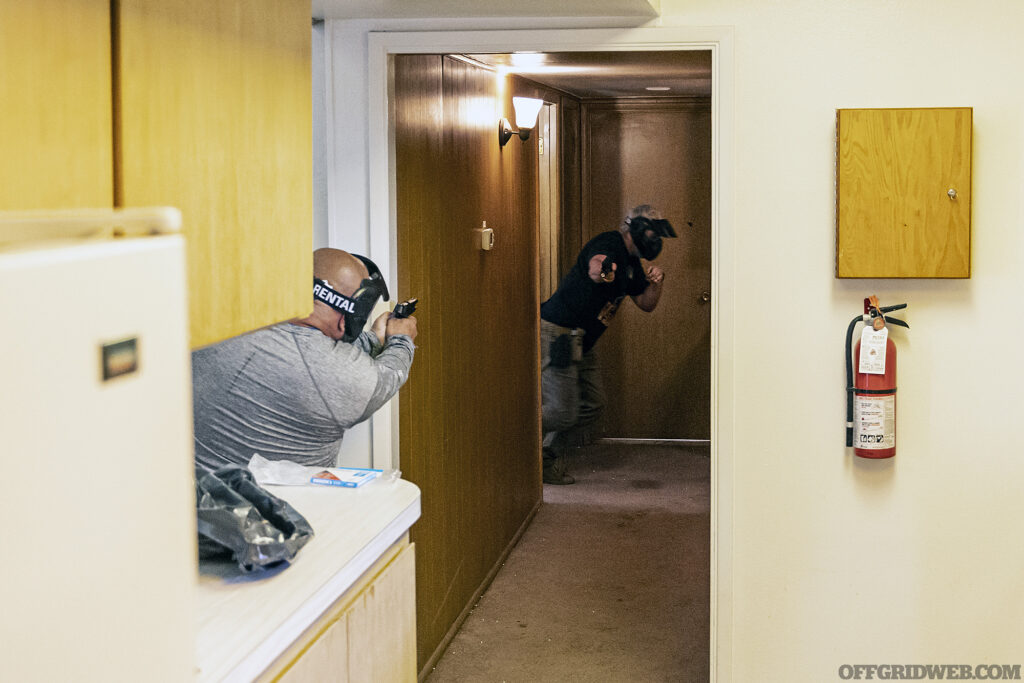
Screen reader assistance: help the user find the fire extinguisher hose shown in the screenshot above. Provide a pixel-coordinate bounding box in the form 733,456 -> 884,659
844,315 -> 861,447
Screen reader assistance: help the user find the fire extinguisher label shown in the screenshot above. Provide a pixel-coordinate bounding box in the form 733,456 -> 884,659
858,327 -> 889,375
854,394 -> 895,449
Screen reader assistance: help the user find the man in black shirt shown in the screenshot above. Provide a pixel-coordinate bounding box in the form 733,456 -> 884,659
539,204 -> 677,484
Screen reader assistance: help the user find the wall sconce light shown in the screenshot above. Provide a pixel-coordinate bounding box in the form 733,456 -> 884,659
498,97 -> 544,147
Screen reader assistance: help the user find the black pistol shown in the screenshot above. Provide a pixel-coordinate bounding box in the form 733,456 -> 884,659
599,256 -> 615,283
392,298 -> 418,319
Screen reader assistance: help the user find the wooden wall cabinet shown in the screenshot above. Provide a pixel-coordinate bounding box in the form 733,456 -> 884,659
0,0 -> 113,210
836,107 -> 972,278
258,539 -> 417,683
117,0 -> 313,347
2,0 -> 313,348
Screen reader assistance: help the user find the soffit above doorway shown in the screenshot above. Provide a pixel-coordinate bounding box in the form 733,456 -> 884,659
312,0 -> 659,20
465,50 -> 712,100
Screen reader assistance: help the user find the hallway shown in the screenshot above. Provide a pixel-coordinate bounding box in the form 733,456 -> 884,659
425,443 -> 710,682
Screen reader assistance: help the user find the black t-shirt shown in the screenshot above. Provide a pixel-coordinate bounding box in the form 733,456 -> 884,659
540,230 -> 649,351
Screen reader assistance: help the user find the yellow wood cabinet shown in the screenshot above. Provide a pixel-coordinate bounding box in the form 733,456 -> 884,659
117,0 -> 313,347
2,0 -> 312,347
0,0 -> 113,210
836,107 -> 972,278
260,539 -> 418,683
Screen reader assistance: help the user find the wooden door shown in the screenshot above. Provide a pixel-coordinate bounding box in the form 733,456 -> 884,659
538,103 -> 560,301
116,0 -> 312,348
582,99 -> 712,440
0,0 -> 113,210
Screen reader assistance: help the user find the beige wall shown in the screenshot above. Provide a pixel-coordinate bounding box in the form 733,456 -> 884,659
658,0 -> 1024,679
327,1 -> 1024,678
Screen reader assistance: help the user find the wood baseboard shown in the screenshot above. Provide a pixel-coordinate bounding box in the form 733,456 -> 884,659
595,437 -> 711,448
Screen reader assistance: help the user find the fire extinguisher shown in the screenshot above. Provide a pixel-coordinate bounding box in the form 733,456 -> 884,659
845,297 -> 909,458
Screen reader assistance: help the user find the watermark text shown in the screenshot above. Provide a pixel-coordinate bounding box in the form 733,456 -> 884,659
839,664 -> 1021,680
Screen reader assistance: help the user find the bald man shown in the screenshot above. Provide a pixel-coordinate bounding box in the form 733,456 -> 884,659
192,248 -> 417,472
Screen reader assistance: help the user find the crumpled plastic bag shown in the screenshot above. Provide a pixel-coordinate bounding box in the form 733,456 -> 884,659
195,465 -> 314,572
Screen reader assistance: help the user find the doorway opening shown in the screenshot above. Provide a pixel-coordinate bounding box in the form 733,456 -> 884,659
431,48 -> 712,682
464,48 -> 713,442
370,26 -> 734,680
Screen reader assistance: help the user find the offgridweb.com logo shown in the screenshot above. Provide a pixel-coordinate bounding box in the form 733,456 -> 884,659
838,664 -> 1022,680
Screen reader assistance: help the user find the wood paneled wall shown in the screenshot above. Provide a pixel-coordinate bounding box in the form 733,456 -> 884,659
559,97 -> 583,279
394,55 -> 543,674
582,98 -> 713,439
506,81 -> 583,284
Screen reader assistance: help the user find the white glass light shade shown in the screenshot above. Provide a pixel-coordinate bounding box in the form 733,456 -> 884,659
512,97 -> 543,130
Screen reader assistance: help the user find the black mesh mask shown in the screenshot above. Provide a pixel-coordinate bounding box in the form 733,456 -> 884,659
626,215 -> 677,260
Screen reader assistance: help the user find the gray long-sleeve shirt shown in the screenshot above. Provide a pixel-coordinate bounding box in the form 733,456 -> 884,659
191,323 -> 415,472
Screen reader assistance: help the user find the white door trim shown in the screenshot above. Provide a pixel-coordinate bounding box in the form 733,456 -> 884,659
365,26 -> 735,681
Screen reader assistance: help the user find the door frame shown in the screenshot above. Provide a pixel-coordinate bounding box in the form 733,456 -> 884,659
537,101 -> 560,303
365,26 -> 736,681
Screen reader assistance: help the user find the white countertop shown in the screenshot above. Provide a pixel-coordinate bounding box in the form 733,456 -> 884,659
194,476 -> 421,683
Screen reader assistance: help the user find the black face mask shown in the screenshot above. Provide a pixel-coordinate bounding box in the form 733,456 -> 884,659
313,255 -> 391,342
626,216 -> 677,260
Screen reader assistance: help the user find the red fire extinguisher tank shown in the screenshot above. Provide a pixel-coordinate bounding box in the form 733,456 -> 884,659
853,334 -> 897,458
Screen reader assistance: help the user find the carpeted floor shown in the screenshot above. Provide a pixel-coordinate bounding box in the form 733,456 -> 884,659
424,443 -> 710,683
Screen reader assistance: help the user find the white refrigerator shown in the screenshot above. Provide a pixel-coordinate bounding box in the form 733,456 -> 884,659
0,209 -> 196,682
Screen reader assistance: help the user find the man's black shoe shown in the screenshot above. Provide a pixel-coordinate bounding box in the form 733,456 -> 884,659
542,458 -> 575,485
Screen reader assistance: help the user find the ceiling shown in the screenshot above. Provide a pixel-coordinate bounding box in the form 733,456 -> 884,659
465,50 -> 712,100
312,0 -> 659,20
310,1 -> 708,100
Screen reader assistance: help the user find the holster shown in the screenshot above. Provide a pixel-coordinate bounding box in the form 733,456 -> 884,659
549,330 -> 583,368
